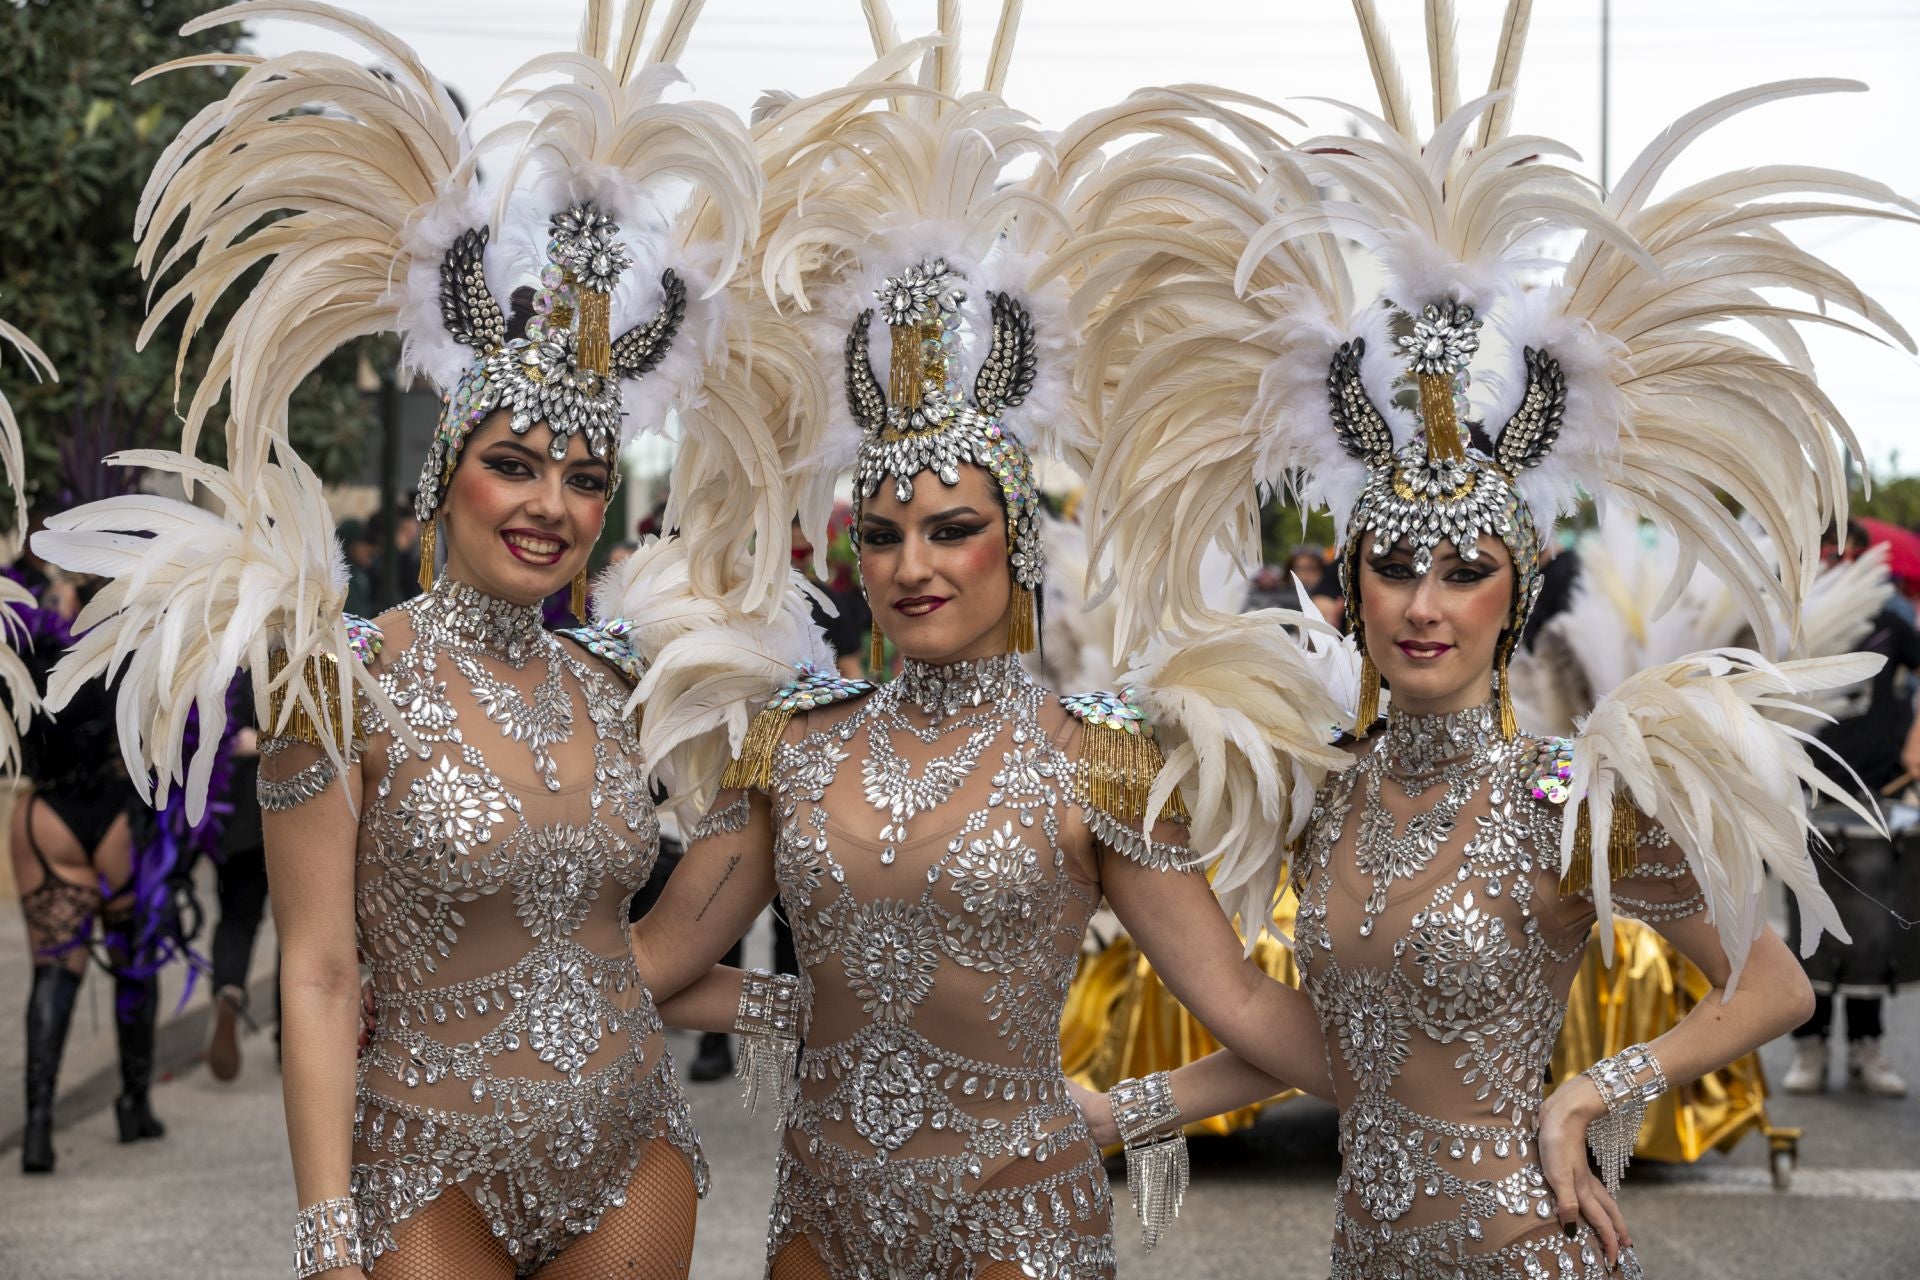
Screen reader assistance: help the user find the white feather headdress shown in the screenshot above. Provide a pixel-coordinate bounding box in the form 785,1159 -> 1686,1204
32,0 -> 775,822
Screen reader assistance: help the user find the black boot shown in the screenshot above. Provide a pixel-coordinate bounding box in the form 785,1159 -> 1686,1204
113,974 -> 166,1143
22,964 -> 82,1174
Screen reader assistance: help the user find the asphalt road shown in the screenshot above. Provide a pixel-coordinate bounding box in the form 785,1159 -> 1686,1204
2,904 -> 1916,1278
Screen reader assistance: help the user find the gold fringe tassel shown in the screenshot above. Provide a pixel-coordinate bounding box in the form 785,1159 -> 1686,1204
868,622 -> 887,676
417,519 -> 436,595
1419,372 -> 1464,461
1559,793 -> 1641,893
1496,657 -> 1518,741
1007,586 -> 1036,654
264,649 -> 362,754
1354,648 -> 1381,738
719,706 -> 795,793
570,569 -> 588,623
1081,722 -> 1189,824
576,288 -> 612,377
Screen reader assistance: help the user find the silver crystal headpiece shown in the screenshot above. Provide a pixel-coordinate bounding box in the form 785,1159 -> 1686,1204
846,257 -> 1045,593
1332,298 -> 1567,633
415,203 -> 687,522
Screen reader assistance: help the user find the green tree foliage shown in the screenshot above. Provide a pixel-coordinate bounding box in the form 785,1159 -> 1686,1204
0,0 -> 375,524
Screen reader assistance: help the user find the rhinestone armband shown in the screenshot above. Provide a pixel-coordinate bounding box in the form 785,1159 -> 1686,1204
1582,1042 -> 1668,1195
293,1195 -> 363,1277
733,968 -> 801,1125
1110,1070 -> 1188,1250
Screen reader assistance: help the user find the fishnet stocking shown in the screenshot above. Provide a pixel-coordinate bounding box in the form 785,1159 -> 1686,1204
535,1139 -> 697,1280
769,1238 -> 1060,1280
371,1183 -> 514,1280
770,1239 -> 832,1280
369,1141 -> 698,1280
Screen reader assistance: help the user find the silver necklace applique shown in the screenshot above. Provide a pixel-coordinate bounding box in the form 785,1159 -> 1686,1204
1351,703 -> 1497,934
412,578 -> 574,791
860,657 -> 1031,864
894,654 -> 1020,724
415,577 -> 547,667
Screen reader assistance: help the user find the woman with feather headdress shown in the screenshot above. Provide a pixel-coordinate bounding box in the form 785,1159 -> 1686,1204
1062,1 -> 1916,1275
617,7 -> 1355,1275
25,1 -> 831,1275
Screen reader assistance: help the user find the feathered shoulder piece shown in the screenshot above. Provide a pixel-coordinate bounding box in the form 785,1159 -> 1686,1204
264,614 -> 384,753
556,617 -> 644,685
1,314 -> 54,776
718,662 -> 873,793
31,446 -> 406,823
1554,648 -> 1882,988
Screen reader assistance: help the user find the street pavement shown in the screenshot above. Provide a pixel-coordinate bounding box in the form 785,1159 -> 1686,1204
2,899 -> 1917,1277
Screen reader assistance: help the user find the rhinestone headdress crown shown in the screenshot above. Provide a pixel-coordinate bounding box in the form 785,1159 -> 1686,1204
1332,298 -> 1568,632
846,257 -> 1045,593
415,203 -> 687,522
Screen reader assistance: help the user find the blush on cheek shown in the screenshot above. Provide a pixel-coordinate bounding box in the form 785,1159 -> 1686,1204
954,535 -> 1009,594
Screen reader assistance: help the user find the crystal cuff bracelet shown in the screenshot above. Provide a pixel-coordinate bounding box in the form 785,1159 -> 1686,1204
1110,1070 -> 1188,1250
293,1195 -> 364,1277
1582,1042 -> 1668,1195
734,968 -> 801,1125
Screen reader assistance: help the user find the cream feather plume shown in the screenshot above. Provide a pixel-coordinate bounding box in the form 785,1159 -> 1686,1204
1349,0 -> 1415,142
0,316 -> 55,776
593,537 -> 830,823
136,2 -> 472,466
0,316 -> 51,535
29,446 -> 405,825
1120,611 -> 1355,950
1564,649 -> 1879,990
1487,80 -> 1920,650
0,576 -> 38,779
1476,0 -> 1534,149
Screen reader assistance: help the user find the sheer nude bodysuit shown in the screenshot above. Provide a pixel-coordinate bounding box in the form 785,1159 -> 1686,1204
261,580 -> 703,1278
697,655 -> 1188,1280
1295,700 -> 1705,1279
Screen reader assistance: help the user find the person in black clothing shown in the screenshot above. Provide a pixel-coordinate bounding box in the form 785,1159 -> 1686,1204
1784,601 -> 1920,1097
205,677 -> 273,1082
8,572 -> 162,1174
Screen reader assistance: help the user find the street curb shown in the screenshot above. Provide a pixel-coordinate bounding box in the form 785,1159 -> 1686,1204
0,969 -> 276,1155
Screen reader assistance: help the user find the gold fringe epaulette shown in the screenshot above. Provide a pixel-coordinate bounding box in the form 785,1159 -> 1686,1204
1061,690 -> 1189,825
262,616 -> 382,753
720,664 -> 873,793
1559,795 -> 1641,895
1530,737 -> 1639,894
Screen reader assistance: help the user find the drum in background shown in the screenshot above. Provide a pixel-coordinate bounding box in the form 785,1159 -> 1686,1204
1795,805 -> 1920,994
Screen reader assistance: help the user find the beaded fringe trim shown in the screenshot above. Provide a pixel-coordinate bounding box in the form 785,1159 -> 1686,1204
1123,1134 -> 1190,1252
736,1030 -> 799,1127
1354,648 -> 1382,737
265,650 -> 362,755
1006,585 -> 1036,653
1559,792 -> 1639,894
1080,721 -> 1188,824
721,706 -> 794,793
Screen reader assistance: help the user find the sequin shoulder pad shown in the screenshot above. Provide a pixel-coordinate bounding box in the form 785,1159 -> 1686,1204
1060,688 -> 1191,871
719,662 -> 873,792
766,662 -> 875,713
555,616 -> 645,684
1524,736 -> 1576,806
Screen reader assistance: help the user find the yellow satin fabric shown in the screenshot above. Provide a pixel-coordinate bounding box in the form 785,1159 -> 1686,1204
1060,906 -> 1767,1159
1548,917 -> 1769,1162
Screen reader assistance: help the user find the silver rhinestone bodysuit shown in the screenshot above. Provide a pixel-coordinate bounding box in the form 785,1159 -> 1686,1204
262,580 -> 705,1275
1294,701 -> 1704,1279
750,656 -> 1185,1279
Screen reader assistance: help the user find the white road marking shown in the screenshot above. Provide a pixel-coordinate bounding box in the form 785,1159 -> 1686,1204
1638,1166 -> 1920,1201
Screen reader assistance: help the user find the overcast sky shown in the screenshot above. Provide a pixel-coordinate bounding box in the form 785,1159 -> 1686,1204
247,0 -> 1920,473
